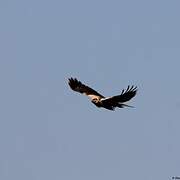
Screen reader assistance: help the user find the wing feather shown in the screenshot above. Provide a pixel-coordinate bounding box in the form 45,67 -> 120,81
102,85 -> 137,105
68,78 -> 104,99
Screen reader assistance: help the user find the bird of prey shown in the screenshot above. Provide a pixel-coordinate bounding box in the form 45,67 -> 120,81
68,77 -> 137,111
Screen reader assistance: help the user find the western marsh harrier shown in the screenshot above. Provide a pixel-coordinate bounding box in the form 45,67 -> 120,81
68,78 -> 137,111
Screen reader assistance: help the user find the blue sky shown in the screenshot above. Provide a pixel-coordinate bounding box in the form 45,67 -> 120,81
0,0 -> 180,179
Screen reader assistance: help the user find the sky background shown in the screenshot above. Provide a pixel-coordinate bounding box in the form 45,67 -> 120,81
0,0 -> 180,180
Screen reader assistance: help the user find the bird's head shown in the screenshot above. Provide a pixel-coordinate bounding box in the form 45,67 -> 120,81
92,98 -> 99,104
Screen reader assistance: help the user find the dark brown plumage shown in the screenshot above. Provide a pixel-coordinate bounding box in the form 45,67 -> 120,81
68,77 -> 137,111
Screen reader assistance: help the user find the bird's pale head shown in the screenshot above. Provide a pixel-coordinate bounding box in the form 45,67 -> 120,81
92,98 -> 99,103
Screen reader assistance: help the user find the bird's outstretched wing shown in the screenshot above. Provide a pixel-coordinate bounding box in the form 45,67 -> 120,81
68,78 -> 104,99
101,85 -> 137,105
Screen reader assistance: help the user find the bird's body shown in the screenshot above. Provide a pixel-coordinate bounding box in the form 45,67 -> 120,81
68,78 -> 137,111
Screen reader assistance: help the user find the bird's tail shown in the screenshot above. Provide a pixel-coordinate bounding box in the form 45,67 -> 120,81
117,103 -> 134,108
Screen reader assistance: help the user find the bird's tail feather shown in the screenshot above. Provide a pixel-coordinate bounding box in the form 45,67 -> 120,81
117,104 -> 134,108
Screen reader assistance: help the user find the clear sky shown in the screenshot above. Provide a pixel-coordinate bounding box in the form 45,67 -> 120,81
0,0 -> 180,179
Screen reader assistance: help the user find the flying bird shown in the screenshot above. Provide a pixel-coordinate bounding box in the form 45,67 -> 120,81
68,78 -> 137,111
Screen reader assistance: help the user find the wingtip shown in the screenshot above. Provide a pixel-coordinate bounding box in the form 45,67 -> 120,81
128,85 -> 138,92
68,77 -> 82,91
68,77 -> 76,83
68,77 -> 78,81
68,77 -> 73,84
